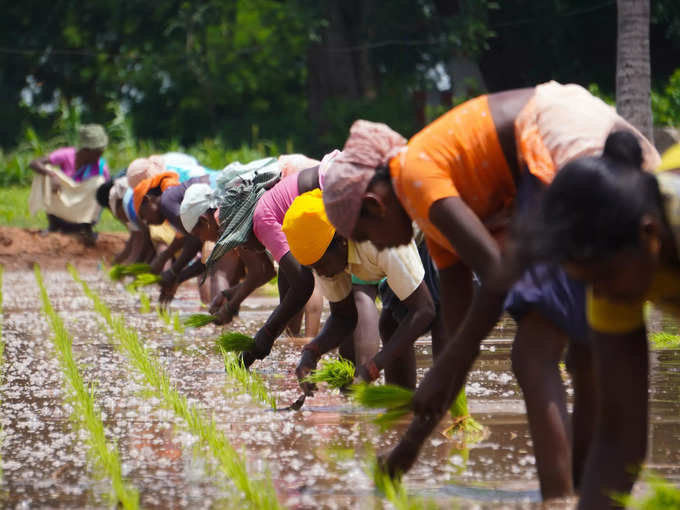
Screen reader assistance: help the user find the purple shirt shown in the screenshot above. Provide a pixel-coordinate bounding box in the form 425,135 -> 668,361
48,147 -> 110,182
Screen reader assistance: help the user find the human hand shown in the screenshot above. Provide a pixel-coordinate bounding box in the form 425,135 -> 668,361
410,364 -> 453,421
213,300 -> 238,325
159,269 -> 177,288
295,349 -> 319,396
209,293 -> 225,315
355,359 -> 380,384
159,281 -> 179,307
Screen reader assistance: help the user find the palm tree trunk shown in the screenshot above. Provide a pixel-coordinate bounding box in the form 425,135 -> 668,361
616,0 -> 653,143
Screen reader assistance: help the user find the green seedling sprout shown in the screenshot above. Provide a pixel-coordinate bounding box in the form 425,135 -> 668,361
617,474 -> 680,509
443,390 -> 486,441
216,332 -> 256,353
69,265 -> 282,509
108,263 -> 152,281
172,312 -> 184,334
650,332 -> 680,349
126,273 -> 161,291
303,358 -> 355,389
371,457 -> 438,510
184,313 -> 215,328
351,383 -> 413,431
139,292 -> 151,314
36,265 -> 140,509
221,350 -> 277,409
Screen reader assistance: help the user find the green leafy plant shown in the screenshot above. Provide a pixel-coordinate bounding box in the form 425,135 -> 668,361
69,265 -> 281,509
184,313 -> 215,328
618,474 -> 680,509
304,358 -> 355,389
351,383 -> 414,430
36,265 -> 140,509
650,332 -> 680,349
371,458 -> 438,510
139,292 -> 151,314
221,350 -> 277,409
109,263 -> 153,281
443,390 -> 485,440
216,332 -> 256,353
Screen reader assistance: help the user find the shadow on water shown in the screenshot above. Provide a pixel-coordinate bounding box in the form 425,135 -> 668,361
0,268 -> 678,508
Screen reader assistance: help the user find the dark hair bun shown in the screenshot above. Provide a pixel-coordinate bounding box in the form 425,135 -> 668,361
603,130 -> 643,168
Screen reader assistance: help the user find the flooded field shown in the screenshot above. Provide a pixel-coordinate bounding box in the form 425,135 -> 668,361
0,267 -> 678,509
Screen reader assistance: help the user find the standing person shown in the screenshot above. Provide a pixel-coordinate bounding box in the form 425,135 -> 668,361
28,124 -> 110,245
510,131 -> 670,509
321,82 -> 659,500
282,189 -> 438,390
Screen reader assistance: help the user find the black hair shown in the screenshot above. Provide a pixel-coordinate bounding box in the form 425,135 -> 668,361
516,130 -> 663,264
147,186 -> 163,197
96,179 -> 114,209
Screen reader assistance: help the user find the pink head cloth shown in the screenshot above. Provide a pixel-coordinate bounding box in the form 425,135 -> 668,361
323,120 -> 407,237
126,155 -> 166,189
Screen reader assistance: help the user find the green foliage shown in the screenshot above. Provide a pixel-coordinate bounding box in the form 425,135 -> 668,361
109,263 -> 152,281
650,332 -> 680,349
304,358 -> 355,389
221,350 -> 277,409
35,265 -> 140,509
351,384 -> 414,430
444,390 -> 486,440
621,475 -> 680,509
183,313 -> 215,328
0,186 -> 125,232
125,273 -> 161,291
138,292 -> 151,314
216,332 -> 256,353
69,265 -> 283,509
652,69 -> 680,126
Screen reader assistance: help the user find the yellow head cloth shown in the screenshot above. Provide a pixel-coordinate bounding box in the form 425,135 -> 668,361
283,188 -> 336,266
658,142 -> 680,173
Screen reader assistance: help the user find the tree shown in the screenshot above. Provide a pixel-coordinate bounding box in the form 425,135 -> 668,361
616,0 -> 653,142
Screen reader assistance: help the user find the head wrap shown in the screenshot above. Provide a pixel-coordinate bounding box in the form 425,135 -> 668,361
78,124 -> 108,150
180,183 -> 219,233
659,142 -> 680,173
283,189 -> 336,266
277,154 -> 321,178
132,171 -> 180,214
109,176 -> 129,219
127,155 -> 167,189
123,187 -> 140,230
323,120 -> 406,237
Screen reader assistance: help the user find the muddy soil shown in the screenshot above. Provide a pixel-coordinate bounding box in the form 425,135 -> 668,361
0,267 -> 678,509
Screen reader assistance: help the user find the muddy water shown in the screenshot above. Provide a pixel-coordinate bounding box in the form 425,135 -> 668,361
0,268 -> 678,509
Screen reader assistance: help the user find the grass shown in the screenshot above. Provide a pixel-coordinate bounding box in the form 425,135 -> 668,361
650,332 -> 680,349
620,475 -> 680,509
34,265 -> 140,509
0,186 -> 126,232
216,332 -> 256,353
184,313 -> 215,328
372,459 -> 438,510
221,350 -> 277,409
304,358 -> 355,389
69,265 -> 282,509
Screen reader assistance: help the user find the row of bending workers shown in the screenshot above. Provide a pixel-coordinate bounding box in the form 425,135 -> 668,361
70,81 -> 680,510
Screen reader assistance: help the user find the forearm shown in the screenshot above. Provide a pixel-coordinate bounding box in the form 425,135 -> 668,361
29,157 -> 51,175
177,261 -> 205,284
308,314 -> 356,355
170,237 -> 201,274
373,308 -> 432,370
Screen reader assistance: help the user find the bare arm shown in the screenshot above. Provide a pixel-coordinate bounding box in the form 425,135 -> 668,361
29,155 -> 53,176
368,281 -> 435,377
296,295 -> 358,394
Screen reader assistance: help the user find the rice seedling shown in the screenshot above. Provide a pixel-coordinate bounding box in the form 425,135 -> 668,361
69,266 -> 282,509
617,474 -> 680,509
351,383 -> 413,431
184,313 -> 215,328
139,292 -> 151,314
303,357 -> 355,389
156,305 -> 172,326
371,458 -> 438,510
126,273 -> 161,291
221,350 -> 277,409
35,265 -> 140,509
216,332 -> 256,353
650,332 -> 680,349
443,390 -> 486,441
172,312 -> 185,334
108,263 -> 153,282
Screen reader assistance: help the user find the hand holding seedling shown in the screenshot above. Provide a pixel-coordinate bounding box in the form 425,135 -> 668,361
296,349 -> 318,396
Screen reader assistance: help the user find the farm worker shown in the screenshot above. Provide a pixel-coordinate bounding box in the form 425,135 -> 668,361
509,131 -> 671,509
28,124 -> 110,245
133,167 -> 242,305
189,152 -> 339,364
321,82 -> 660,501
282,188 -> 438,390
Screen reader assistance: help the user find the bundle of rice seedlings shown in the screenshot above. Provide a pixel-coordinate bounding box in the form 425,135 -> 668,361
443,390 -> 485,440
133,273 -> 161,287
108,265 -> 126,281
351,383 -> 414,430
650,332 -> 680,349
303,358 -> 355,389
216,332 -> 256,353
183,313 -> 215,328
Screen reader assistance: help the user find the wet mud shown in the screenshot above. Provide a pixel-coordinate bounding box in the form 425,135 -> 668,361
0,268 -> 678,509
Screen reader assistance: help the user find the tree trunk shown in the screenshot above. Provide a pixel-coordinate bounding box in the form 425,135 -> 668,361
616,0 -> 653,143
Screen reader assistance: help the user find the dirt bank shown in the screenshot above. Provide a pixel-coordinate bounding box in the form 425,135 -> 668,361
0,226 -> 126,270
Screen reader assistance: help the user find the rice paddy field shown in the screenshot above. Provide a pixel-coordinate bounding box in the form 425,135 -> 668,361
0,265 -> 679,509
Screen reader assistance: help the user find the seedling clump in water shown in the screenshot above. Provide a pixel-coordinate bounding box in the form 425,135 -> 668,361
216,332 -> 256,353
304,357 -> 355,389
